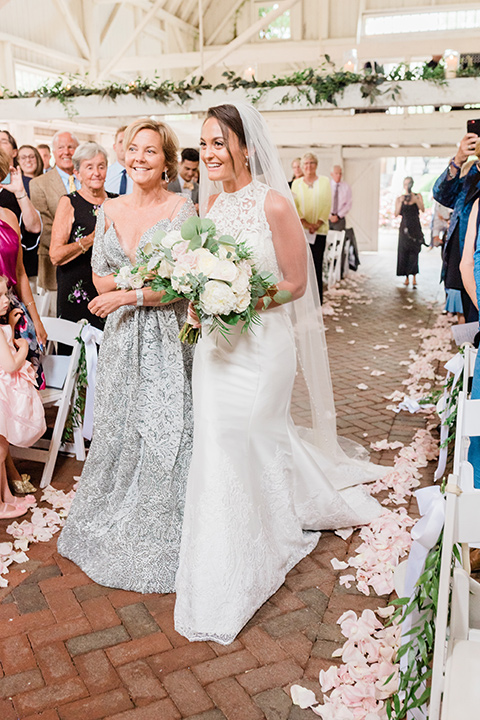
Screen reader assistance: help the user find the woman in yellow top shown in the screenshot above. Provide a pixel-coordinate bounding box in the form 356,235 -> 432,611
292,152 -> 331,302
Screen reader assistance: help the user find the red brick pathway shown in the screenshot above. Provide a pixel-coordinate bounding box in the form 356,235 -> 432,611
0,242 -> 445,719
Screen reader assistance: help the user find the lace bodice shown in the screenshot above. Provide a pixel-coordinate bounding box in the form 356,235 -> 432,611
207,181 -> 280,277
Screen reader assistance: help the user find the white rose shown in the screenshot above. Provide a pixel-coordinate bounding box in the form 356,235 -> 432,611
147,252 -> 163,272
234,289 -> 251,313
238,259 -> 253,277
231,267 -> 250,294
158,258 -> 174,279
209,259 -> 237,282
130,273 -> 144,289
171,260 -> 194,293
160,230 -> 183,249
217,244 -> 236,261
116,266 -> 141,290
192,248 -> 219,277
200,280 -> 237,315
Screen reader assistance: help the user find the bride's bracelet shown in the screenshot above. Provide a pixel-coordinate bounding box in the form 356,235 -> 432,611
136,289 -> 144,307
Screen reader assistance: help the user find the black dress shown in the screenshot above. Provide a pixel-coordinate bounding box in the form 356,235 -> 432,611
396,199 -> 424,277
56,191 -> 116,329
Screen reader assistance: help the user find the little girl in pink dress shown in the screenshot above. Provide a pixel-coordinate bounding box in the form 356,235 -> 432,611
0,275 -> 45,519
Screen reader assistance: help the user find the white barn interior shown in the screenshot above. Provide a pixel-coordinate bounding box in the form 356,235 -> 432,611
0,0 -> 479,249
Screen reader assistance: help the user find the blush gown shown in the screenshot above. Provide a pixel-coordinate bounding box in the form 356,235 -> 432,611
174,181 -> 384,645
0,325 -> 46,447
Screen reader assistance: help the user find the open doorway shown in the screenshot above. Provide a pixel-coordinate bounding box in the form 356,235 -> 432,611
379,155 -> 450,253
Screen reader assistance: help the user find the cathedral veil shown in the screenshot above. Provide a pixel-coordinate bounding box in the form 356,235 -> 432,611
199,101 -> 385,488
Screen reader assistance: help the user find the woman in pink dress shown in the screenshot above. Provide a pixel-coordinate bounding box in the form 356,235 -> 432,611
0,274 -> 45,518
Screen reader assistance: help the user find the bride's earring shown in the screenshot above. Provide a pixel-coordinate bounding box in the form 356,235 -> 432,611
164,169 -> 169,183
245,155 -> 249,169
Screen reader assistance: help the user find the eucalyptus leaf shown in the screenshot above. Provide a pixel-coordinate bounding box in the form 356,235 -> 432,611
273,289 -> 292,305
150,227 -> 167,246
181,216 -> 203,240
188,235 -> 203,251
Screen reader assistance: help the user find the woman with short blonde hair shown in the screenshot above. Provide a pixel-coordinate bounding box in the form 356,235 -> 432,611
292,152 -> 331,301
58,118 -> 196,594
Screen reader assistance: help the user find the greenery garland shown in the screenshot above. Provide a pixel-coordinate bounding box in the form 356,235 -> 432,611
62,330 -> 87,444
1,56 -> 479,117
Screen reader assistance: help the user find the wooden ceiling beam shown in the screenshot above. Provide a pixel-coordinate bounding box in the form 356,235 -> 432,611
52,0 -> 91,59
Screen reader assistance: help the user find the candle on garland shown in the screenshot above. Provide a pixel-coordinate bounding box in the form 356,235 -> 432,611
443,49 -> 459,79
343,49 -> 358,73
243,66 -> 256,81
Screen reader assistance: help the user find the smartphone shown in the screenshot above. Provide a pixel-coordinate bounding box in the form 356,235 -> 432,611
467,119 -> 480,136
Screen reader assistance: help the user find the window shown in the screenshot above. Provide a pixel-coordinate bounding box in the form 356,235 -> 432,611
258,3 -> 291,40
15,64 -> 52,93
364,8 -> 480,36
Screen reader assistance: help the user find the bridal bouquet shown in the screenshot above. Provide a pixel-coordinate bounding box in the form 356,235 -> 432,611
114,216 -> 291,344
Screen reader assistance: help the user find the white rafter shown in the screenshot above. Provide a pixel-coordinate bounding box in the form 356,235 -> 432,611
97,0 -> 166,81
95,0 -> 196,35
52,0 -> 91,59
185,0 -> 301,80
206,0 -> 245,46
100,1 -> 126,45
0,30 -> 89,69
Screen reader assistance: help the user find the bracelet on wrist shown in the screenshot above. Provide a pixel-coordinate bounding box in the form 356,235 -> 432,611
15,193 -> 27,200
450,157 -> 461,170
25,300 -> 34,309
136,289 -> 144,307
77,238 -> 87,254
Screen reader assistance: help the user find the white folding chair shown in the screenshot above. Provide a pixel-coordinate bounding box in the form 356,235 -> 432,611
35,288 -> 56,317
429,460 -> 480,720
325,230 -> 345,289
451,391 -> 480,476
11,317 -> 84,487
463,344 -> 477,397
31,292 -> 50,318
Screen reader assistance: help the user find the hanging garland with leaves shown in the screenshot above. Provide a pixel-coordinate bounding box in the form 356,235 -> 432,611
1,56 -> 478,117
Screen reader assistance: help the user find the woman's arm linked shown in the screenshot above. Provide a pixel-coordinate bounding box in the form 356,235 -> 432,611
261,191 -> 307,309
50,196 -> 94,266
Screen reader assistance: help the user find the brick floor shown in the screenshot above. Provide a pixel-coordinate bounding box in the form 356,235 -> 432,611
1,238 -> 446,718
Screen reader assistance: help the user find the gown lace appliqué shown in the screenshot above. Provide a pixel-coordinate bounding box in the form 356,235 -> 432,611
57,200 -> 196,594
174,182 -> 382,645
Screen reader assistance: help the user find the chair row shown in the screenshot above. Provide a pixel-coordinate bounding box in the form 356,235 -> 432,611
11,317 -> 101,488
429,344 -> 480,720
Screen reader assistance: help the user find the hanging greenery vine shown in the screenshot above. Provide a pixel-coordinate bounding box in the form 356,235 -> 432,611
62,331 -> 87,444
0,56 -> 477,117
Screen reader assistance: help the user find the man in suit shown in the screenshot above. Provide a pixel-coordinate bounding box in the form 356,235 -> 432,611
37,144 -> 52,172
105,126 -> 133,196
30,131 -> 80,291
329,165 -> 352,231
168,148 -> 199,209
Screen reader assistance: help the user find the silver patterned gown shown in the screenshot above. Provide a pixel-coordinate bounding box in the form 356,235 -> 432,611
57,200 -> 196,593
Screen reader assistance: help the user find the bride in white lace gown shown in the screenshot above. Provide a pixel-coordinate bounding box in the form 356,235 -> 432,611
174,104 -> 386,645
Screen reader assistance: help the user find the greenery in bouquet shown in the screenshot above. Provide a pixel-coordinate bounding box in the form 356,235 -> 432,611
114,216 -> 291,344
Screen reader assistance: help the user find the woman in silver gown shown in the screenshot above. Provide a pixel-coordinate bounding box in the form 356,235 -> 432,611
58,119 -> 195,593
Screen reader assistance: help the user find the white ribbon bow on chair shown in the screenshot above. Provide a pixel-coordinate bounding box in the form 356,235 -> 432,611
80,323 -> 104,441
